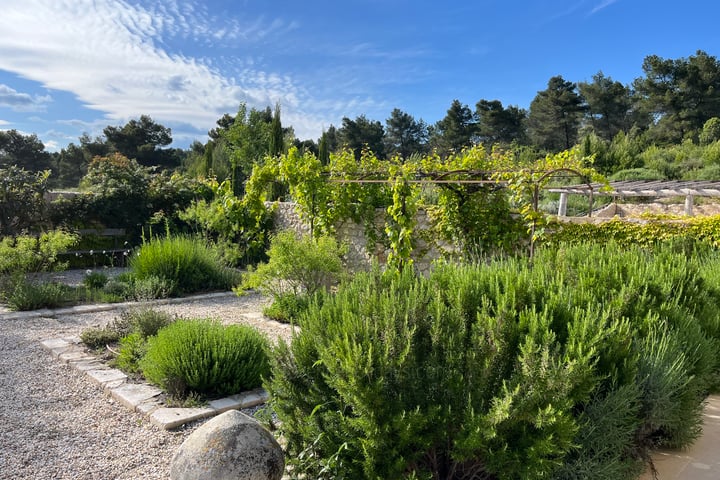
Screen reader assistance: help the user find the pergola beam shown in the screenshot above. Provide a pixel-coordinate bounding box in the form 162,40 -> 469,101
546,180 -> 720,217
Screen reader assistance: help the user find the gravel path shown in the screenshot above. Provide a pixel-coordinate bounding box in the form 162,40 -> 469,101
0,278 -> 290,480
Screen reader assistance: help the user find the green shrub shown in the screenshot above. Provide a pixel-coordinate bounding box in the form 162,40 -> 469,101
83,271 -> 108,290
270,267 -> 601,479
0,230 -> 78,276
608,168 -> 665,181
126,308 -> 174,338
0,166 -> 50,236
262,292 -> 314,323
552,384 -> 644,479
81,326 -> 123,349
112,332 -> 147,374
62,154 -> 208,237
4,280 -> 70,311
130,274 -> 175,301
141,319 -> 270,397
102,278 -> 133,300
130,234 -> 239,295
80,308 -> 173,349
240,230 -> 345,299
80,314 -> 135,348
178,178 -> 272,267
269,244 -> 719,479
681,164 -> 720,180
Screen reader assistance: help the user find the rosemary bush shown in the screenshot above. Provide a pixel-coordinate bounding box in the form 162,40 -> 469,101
269,243 -> 720,479
142,319 -> 270,397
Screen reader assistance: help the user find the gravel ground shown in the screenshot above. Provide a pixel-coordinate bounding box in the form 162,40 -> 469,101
0,271 -> 292,480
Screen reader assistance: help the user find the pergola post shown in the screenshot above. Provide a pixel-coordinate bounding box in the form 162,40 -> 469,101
558,192 -> 568,217
685,194 -> 694,216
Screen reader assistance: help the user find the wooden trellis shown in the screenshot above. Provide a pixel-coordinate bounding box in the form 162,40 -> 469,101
548,180 -> 720,216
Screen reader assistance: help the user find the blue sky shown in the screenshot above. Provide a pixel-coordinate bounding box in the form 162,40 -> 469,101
0,0 -> 718,152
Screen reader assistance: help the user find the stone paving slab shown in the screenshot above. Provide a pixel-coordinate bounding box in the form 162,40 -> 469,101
640,395 -> 720,479
208,396 -> 242,414
41,338 -> 72,350
110,383 -> 163,410
137,400 -> 163,415
232,388 -> 270,408
150,407 -> 216,430
72,360 -> 107,372
59,351 -> 97,364
103,379 -> 127,392
86,368 -> 128,386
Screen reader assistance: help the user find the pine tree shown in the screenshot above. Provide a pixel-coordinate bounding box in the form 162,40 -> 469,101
527,76 -> 585,151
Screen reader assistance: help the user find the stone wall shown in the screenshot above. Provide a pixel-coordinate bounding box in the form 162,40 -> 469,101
269,202 -> 449,275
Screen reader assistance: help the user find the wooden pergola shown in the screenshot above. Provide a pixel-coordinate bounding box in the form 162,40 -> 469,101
547,180 -> 720,216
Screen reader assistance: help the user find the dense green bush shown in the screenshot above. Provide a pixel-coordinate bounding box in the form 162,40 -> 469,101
81,315 -> 134,349
113,332 -> 147,374
130,274 -> 175,301
0,230 -> 78,275
101,278 -> 133,300
48,154 -> 211,238
269,244 -> 720,479
142,319 -> 270,397
0,166 -> 50,235
83,271 -> 108,289
608,167 -> 665,181
94,310 -> 175,374
239,231 -> 345,322
261,292 -> 315,323
548,215 -> 720,252
179,178 -> 273,267
130,234 -> 239,295
126,308 -> 175,338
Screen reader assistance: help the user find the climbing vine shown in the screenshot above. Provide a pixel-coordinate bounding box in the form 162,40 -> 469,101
239,145 -> 604,268
385,161 -> 420,271
494,147 -> 605,257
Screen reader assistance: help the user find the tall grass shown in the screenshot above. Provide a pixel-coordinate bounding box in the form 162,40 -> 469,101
129,234 -> 239,295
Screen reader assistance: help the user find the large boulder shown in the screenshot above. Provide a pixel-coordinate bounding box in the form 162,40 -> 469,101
170,410 -> 284,480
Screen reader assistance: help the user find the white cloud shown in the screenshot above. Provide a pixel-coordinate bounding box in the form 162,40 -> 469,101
590,0 -> 619,15
0,0 -> 323,140
0,120 -> 10,126
0,84 -> 51,111
43,139 -> 60,152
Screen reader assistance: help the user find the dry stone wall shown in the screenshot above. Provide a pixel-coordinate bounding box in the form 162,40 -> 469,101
269,202 -> 449,275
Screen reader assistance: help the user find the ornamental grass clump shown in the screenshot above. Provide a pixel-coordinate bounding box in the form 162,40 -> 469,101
129,234 -> 239,295
141,319 -> 270,398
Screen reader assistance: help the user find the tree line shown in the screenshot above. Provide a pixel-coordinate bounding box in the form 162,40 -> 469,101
3,50 -> 720,188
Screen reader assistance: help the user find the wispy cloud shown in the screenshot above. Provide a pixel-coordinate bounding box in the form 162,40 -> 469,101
0,0 -> 318,139
545,1 -> 589,23
590,0 -> 619,15
0,84 -> 51,111
0,119 -> 10,126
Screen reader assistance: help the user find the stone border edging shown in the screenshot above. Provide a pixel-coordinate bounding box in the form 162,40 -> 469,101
40,335 -> 269,430
1,291 -> 238,321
